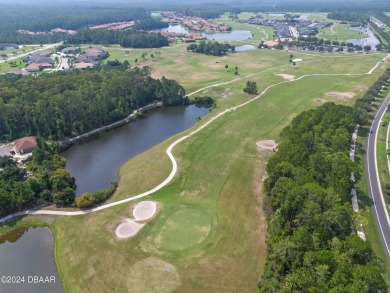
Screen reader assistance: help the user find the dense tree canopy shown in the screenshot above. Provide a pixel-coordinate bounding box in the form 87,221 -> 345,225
0,65 -> 187,141
65,29 -> 168,48
259,103 -> 386,292
0,139 -> 76,217
187,41 -> 235,56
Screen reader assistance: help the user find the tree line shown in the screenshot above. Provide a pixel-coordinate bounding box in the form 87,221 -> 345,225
327,11 -> 369,23
259,102 -> 386,292
354,68 -> 390,126
0,65 -> 187,142
65,29 -> 168,48
187,41 -> 235,56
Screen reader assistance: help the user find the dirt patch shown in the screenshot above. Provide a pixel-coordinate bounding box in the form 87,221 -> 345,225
315,98 -> 326,103
127,257 -> 181,293
256,140 -> 277,150
326,92 -> 355,101
115,219 -> 144,239
0,143 -> 13,157
275,73 -> 295,81
203,87 -> 232,98
132,201 -> 158,222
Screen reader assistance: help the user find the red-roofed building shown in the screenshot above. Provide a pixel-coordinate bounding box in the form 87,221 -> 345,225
14,136 -> 37,154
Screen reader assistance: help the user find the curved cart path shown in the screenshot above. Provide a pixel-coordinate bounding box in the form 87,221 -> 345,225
0,55 -> 387,223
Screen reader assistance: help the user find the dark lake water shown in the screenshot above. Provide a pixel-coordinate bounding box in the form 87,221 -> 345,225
0,227 -> 63,293
62,105 -> 210,196
159,25 -> 189,34
160,25 -> 252,42
235,44 -> 256,52
347,27 -> 380,50
202,30 -> 252,41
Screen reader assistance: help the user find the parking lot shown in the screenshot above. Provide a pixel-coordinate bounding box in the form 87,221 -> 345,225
0,143 -> 14,157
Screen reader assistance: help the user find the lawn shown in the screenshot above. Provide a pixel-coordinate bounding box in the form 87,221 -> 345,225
0,46 -> 388,292
317,23 -> 369,42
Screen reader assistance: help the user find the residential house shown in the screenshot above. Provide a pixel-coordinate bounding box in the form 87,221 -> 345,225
73,62 -> 94,69
14,136 -> 37,155
61,47 -> 80,54
5,69 -> 31,77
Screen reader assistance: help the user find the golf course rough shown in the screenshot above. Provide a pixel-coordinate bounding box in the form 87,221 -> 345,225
127,257 -> 181,293
155,209 -> 212,251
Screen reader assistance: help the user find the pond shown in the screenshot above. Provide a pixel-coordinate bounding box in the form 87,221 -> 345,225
347,27 -> 381,50
202,30 -> 252,42
159,25 -> 189,34
0,227 -> 63,293
62,105 -> 210,196
235,44 -> 256,52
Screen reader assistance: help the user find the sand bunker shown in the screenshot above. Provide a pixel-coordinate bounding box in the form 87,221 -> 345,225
315,98 -> 326,103
326,92 -> 355,100
256,140 -> 277,150
276,73 -> 295,81
115,219 -> 145,239
133,201 -> 157,221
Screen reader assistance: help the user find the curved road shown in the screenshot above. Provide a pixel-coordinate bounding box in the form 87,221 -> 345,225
0,54 -> 388,224
366,91 -> 390,264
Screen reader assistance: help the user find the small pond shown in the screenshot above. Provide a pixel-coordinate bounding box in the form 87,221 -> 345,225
347,27 -> 381,50
62,105 -> 210,196
0,227 -> 63,293
235,44 -> 256,52
202,30 -> 252,42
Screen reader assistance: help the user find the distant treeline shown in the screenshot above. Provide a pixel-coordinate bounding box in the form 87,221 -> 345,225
0,3 -> 167,45
0,66 -> 187,141
0,6 -> 147,31
65,30 -> 168,48
259,102 -> 386,292
327,11 -> 369,23
373,12 -> 390,27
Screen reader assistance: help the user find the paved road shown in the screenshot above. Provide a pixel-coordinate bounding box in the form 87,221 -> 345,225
366,91 -> 390,264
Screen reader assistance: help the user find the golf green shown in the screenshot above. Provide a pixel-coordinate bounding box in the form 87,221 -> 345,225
155,209 -> 212,251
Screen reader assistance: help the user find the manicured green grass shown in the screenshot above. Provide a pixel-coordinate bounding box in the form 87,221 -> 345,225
155,209 -> 212,251
318,23 -> 368,41
0,59 -> 26,74
1,47 -> 388,292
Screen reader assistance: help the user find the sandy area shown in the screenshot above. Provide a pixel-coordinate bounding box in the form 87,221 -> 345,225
256,140 -> 277,150
276,73 -> 295,81
326,92 -> 355,100
133,201 -> 157,222
0,143 -> 14,157
315,98 -> 326,103
115,219 -> 145,239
